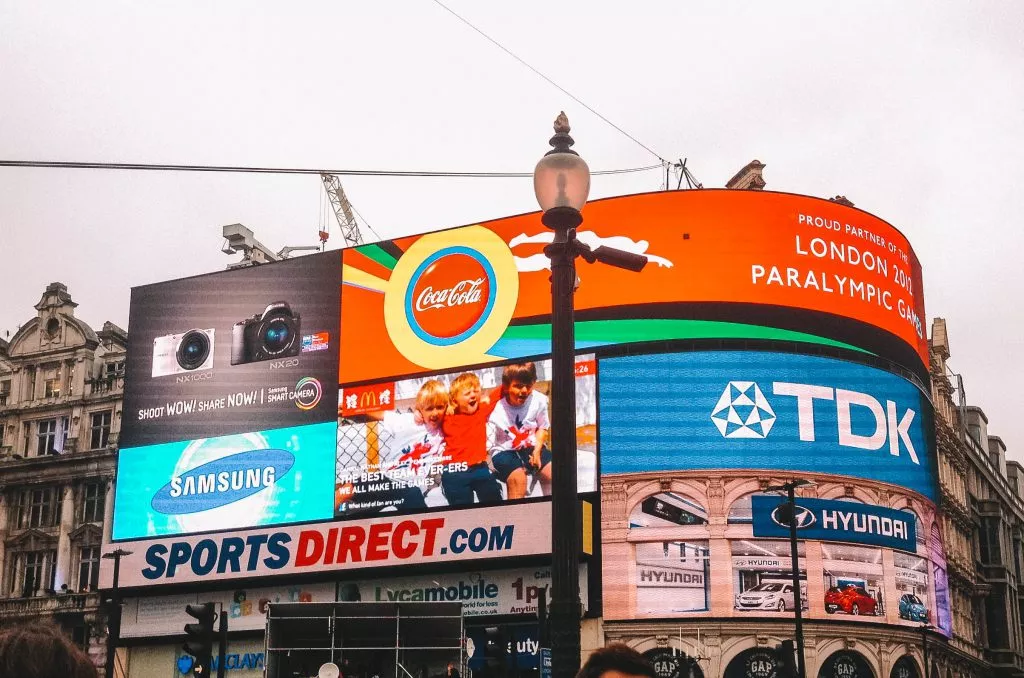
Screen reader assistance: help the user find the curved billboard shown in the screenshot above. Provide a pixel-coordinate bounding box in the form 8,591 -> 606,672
600,350 -> 936,500
340,190 -> 927,385
598,349 -> 949,637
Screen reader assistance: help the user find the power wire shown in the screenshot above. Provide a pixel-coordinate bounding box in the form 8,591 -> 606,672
0,159 -> 663,178
429,0 -> 668,164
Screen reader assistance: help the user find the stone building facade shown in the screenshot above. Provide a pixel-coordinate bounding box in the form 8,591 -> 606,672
930,317 -> 1024,678
0,282 -> 125,669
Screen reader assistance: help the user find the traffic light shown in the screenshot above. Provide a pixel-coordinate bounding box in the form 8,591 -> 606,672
183,602 -> 216,677
774,639 -> 796,678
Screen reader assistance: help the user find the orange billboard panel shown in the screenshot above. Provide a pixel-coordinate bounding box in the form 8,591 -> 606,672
340,190 -> 926,384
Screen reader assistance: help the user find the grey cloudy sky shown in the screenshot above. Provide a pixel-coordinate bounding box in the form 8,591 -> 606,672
1,2 -> 1022,456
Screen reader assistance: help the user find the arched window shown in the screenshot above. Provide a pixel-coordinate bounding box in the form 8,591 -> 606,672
630,492 -> 707,528
727,492 -> 775,524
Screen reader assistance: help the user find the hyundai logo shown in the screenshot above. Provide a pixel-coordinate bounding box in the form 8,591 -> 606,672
770,503 -> 816,529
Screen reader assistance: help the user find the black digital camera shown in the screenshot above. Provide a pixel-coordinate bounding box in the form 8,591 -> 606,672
231,302 -> 301,365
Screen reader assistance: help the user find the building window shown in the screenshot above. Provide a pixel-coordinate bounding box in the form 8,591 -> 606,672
12,487 -> 61,529
34,417 -> 69,456
89,411 -> 112,449
0,379 -> 10,405
43,377 -> 60,399
8,550 -> 57,597
78,546 -> 100,591
82,482 -> 105,523
25,366 -> 36,400
70,623 -> 91,651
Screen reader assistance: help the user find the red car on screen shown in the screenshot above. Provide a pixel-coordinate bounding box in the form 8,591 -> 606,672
824,585 -> 878,615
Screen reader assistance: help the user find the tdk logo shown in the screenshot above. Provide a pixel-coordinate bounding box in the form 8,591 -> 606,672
711,382 -> 776,438
151,449 -> 294,515
711,381 -> 919,464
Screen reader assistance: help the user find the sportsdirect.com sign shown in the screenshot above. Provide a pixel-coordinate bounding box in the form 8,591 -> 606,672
751,495 -> 918,552
101,502 -> 559,589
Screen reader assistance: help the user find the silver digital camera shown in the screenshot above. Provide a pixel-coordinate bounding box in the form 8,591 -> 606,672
151,328 -> 215,377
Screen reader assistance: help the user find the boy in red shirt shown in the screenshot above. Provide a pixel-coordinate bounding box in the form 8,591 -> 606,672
440,372 -> 503,506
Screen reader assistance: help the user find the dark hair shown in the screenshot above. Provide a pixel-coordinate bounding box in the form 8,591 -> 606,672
502,362 -> 538,387
577,644 -> 657,678
0,621 -> 99,678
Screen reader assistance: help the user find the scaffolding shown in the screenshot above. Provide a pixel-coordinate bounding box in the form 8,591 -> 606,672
265,602 -> 465,678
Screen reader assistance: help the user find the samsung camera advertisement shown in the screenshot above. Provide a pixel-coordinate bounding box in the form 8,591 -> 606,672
334,355 -> 597,519
120,252 -> 341,448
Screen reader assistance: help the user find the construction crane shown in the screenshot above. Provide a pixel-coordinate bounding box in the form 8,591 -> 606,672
320,174 -> 365,246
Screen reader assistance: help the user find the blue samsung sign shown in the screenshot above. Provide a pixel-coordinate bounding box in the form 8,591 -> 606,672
751,495 -> 918,552
600,351 -> 936,502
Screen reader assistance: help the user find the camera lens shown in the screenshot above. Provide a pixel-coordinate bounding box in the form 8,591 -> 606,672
176,330 -> 211,370
261,318 -> 292,354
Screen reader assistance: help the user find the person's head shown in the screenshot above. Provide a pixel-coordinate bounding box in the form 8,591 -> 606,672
415,379 -> 449,428
501,362 -> 538,407
449,373 -> 482,415
0,621 -> 98,678
576,644 -> 656,678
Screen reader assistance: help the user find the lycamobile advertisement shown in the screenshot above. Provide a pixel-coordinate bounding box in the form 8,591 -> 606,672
121,252 -> 341,448
600,350 -> 936,501
101,501 -> 568,589
337,566 -> 588,616
113,422 -> 336,540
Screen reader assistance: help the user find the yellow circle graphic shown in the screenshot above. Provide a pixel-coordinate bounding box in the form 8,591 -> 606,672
383,226 -> 520,370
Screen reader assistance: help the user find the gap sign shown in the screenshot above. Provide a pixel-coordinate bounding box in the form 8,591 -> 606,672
751,495 -> 917,552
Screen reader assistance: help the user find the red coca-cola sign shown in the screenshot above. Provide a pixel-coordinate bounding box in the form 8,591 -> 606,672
406,247 -> 495,346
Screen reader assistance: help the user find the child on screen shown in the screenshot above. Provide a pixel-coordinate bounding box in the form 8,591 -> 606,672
439,372 -> 503,506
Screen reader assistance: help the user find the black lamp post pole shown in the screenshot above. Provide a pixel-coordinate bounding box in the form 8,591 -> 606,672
544,203 -> 583,678
103,548 -> 131,678
922,624 -> 930,678
786,485 -> 807,678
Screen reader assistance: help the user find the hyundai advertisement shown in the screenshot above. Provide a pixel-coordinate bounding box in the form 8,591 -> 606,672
751,495 -> 918,552
120,252 -> 341,448
600,350 -> 936,501
113,421 -> 337,540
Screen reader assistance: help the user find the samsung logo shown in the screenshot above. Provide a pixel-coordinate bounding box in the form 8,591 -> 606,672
151,449 -> 294,514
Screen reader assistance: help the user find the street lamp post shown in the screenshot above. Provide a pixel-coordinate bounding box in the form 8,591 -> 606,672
103,548 -> 133,678
921,623 -> 934,678
534,112 -> 647,678
765,480 -> 811,678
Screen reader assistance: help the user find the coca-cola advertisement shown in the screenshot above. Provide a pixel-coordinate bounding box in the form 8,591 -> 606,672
334,355 -> 597,518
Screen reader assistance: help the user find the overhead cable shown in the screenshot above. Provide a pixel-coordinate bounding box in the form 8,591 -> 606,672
429,0 -> 668,164
0,159 -> 664,178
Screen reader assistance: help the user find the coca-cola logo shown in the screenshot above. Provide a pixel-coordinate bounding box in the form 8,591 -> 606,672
406,247 -> 496,346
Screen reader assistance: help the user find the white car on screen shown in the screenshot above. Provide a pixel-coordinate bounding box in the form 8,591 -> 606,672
734,582 -> 795,612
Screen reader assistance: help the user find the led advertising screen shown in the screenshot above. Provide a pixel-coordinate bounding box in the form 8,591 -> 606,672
101,501 -> 574,588
599,349 -> 950,636
112,421 -> 337,540
600,350 -> 936,500
120,253 -> 341,448
340,190 -> 927,386
334,355 -> 597,518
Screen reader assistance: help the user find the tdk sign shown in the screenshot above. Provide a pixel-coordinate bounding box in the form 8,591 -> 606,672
600,351 -> 936,502
711,380 -> 919,464
151,449 -> 294,514
752,495 -> 917,552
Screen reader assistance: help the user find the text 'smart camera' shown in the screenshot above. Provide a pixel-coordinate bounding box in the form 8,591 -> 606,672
152,329 -> 215,378
232,302 -> 301,365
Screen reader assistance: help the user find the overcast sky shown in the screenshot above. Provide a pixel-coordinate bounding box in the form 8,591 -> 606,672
1,2 -> 1021,458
